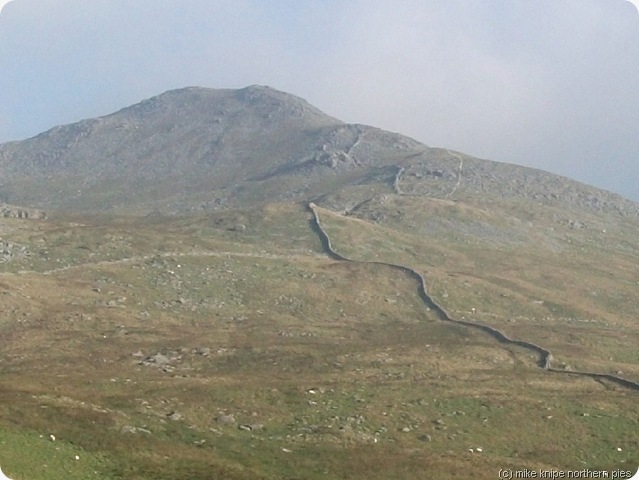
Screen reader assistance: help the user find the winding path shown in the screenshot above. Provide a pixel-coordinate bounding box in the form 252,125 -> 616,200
446,150 -> 464,199
307,203 -> 639,392
392,166 -> 404,195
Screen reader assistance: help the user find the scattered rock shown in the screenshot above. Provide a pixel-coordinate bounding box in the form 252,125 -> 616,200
167,411 -> 183,421
193,347 -> 210,356
144,353 -> 170,366
567,219 -> 586,229
216,414 -> 236,425
121,425 -> 152,434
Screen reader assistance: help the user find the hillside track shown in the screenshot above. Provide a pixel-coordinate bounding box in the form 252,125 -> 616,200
308,202 -> 639,392
446,150 -> 464,199
3,250 -> 327,277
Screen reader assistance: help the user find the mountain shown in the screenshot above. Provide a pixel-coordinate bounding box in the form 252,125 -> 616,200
1,85 -> 638,219
1,86 -> 638,479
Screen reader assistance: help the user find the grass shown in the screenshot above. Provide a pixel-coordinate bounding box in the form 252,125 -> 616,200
0,201 -> 637,479
315,199 -> 639,376
0,425 -> 112,480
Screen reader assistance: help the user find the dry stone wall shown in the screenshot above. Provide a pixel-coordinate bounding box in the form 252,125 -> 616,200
308,203 -> 639,392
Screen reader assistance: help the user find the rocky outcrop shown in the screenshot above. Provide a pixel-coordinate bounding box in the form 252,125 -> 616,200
1,204 -> 47,219
1,240 -> 28,262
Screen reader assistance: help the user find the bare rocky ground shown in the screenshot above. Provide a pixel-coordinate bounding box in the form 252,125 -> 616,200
0,86 -> 637,220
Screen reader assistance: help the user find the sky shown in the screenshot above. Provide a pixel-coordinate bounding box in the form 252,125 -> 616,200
0,0 -> 638,201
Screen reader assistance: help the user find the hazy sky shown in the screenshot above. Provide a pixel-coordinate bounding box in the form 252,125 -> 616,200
1,0 -> 638,200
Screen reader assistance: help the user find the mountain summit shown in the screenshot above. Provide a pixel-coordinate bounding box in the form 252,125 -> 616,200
0,85 -> 637,217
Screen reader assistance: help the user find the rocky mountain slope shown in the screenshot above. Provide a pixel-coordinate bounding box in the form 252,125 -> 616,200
0,85 -> 637,219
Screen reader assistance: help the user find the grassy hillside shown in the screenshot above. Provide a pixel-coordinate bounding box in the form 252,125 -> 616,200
0,202 -> 637,479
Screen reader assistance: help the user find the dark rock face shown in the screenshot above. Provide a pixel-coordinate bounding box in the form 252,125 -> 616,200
0,85 -> 637,218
